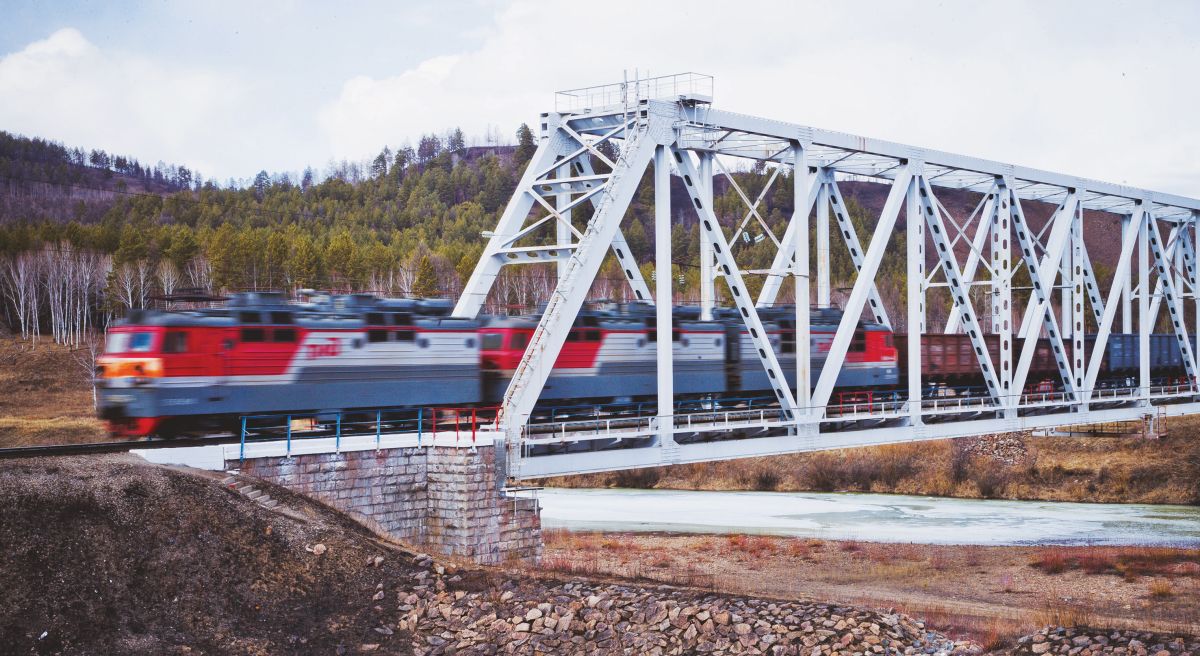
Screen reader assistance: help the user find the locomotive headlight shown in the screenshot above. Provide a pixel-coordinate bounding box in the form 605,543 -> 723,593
139,358 -> 164,377
99,357 -> 163,379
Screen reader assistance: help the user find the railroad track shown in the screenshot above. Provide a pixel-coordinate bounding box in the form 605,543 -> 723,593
0,440 -> 155,459
0,435 -> 246,460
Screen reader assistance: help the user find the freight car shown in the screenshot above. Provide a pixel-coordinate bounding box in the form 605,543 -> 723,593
893,332 -> 1196,393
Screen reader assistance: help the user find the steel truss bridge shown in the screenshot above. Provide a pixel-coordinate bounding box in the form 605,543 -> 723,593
452,73 -> 1200,480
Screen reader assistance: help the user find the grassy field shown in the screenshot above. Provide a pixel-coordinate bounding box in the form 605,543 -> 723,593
0,336 -> 106,446
549,424 -> 1200,505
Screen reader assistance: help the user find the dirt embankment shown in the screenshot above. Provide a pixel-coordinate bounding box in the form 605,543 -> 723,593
0,455 -> 986,655
549,429 -> 1200,505
0,336 -> 105,446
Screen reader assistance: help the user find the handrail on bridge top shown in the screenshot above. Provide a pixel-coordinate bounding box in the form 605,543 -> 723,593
554,72 -> 713,113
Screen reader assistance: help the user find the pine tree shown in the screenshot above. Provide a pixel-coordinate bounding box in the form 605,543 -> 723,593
411,255 -> 439,297
514,124 -> 536,168
447,127 -> 466,152
371,147 -> 391,179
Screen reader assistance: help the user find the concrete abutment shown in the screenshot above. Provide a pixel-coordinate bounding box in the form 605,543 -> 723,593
225,443 -> 541,565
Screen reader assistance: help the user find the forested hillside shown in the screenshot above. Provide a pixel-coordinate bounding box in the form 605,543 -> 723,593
5,121 -> 1130,352
1,125 -> 914,347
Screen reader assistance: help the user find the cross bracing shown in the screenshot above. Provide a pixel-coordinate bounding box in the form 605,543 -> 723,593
453,73 -> 1200,479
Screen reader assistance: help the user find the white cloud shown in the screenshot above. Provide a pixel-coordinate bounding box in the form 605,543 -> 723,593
0,28 -> 248,179
3,3 -> 1198,193
319,0 -> 1200,197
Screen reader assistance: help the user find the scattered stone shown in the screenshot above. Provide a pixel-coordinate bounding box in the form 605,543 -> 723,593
1010,626 -> 1200,656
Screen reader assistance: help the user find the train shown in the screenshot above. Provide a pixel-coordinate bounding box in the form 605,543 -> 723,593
95,291 -> 1192,438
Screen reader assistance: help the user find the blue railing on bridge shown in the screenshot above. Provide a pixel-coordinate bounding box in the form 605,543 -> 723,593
237,406 -> 502,460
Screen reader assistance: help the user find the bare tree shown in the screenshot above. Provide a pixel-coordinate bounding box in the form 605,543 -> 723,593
186,256 -> 213,291
157,259 -> 181,297
1,252 -> 41,343
72,333 -> 103,410
113,262 -> 141,310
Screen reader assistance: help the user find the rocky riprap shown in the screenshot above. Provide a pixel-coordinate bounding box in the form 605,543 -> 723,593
958,433 -> 1031,466
1011,627 -> 1199,656
380,553 -> 980,656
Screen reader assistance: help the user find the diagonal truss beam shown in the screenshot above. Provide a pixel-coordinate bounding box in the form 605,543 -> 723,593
1083,205 -> 1142,400
1077,239 -> 1106,326
1147,224 -> 1183,327
1146,213 -> 1199,387
825,178 -> 891,327
1010,187 -> 1078,398
757,172 -> 891,329
574,157 -> 653,302
918,176 -> 1003,401
674,146 -> 799,417
812,166 -> 912,415
454,117 -> 653,317
498,124 -> 666,437
944,185 -> 997,333
721,159 -> 783,248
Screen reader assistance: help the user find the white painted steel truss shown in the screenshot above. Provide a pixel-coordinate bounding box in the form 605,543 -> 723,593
452,74 -> 1200,479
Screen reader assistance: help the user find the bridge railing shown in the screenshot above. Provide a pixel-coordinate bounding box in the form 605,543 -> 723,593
515,382 -> 1199,448
236,405 -> 501,460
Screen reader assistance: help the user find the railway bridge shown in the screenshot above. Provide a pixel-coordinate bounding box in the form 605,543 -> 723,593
147,73 -> 1200,563
457,73 -> 1200,480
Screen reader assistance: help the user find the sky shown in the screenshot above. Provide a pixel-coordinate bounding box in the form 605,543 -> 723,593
1,0 -> 1198,195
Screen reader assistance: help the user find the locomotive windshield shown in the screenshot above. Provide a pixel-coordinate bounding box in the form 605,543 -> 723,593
105,331 -> 155,353
481,333 -> 503,350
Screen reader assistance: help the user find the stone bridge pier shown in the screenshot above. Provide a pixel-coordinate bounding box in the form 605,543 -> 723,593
140,433 -> 542,565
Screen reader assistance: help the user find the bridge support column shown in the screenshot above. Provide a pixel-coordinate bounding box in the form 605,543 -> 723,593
992,180 -> 1015,418
1140,210 -> 1152,405
906,173 -> 924,427
815,171 -> 830,309
698,152 -> 716,321
226,443 -> 541,565
655,144 -> 678,460
792,144 -> 813,425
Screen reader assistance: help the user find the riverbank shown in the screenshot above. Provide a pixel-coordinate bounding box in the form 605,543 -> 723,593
542,531 -> 1200,646
548,428 -> 1200,505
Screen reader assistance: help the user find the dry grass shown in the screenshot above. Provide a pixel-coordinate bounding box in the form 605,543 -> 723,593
1029,546 -> 1200,578
1149,579 -> 1175,598
900,603 -> 1024,649
1034,601 -> 1094,628
0,336 -> 106,446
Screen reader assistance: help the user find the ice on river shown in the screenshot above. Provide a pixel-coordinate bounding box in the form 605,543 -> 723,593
535,487 -> 1200,546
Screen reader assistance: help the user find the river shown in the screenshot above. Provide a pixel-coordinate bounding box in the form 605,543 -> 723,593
536,488 -> 1200,546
